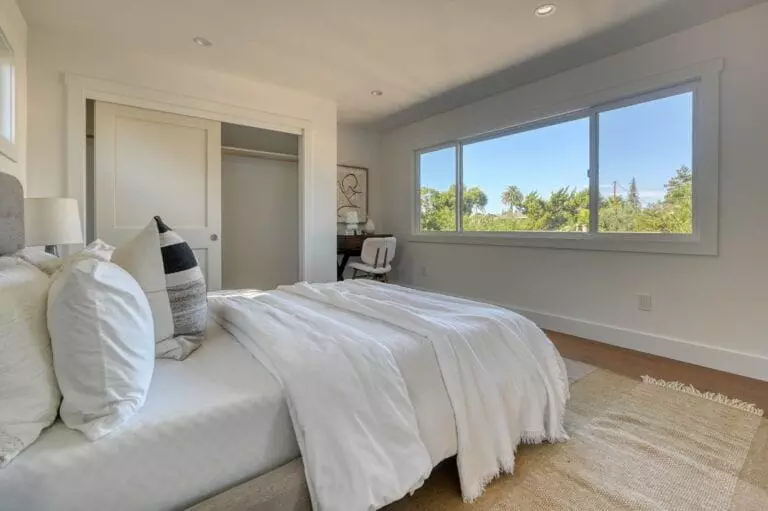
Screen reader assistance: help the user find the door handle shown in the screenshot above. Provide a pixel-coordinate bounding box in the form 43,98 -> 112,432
210,234 -> 219,241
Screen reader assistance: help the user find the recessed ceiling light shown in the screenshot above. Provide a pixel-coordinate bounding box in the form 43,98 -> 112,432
192,36 -> 213,47
370,90 -> 383,96
534,4 -> 556,17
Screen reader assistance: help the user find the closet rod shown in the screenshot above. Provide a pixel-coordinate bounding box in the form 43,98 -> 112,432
221,146 -> 299,162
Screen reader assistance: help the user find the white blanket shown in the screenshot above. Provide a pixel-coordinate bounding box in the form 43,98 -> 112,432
210,282 -> 568,510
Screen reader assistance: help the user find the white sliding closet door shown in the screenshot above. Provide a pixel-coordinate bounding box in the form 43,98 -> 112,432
94,102 -> 222,289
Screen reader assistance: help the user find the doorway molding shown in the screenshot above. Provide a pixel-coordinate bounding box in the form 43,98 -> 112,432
65,73 -> 313,280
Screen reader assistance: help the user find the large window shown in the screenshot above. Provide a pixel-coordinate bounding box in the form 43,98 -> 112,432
416,82 -> 707,251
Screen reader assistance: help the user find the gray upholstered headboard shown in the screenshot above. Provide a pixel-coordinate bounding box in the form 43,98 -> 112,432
0,172 -> 24,255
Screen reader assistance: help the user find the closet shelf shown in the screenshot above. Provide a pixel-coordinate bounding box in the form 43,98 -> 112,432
221,146 -> 299,162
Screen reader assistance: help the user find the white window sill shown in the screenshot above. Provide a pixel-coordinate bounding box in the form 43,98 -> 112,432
407,231 -> 717,256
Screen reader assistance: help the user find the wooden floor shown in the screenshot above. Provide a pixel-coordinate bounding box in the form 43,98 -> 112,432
547,330 -> 768,412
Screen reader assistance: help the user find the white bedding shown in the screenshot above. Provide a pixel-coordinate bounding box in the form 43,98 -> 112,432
0,322 -> 300,511
210,281 -> 568,511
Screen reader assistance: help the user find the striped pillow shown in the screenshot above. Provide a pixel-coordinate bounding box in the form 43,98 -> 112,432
155,217 -> 207,352
111,216 -> 207,360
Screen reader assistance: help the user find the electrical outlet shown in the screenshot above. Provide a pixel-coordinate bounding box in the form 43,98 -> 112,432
420,265 -> 428,277
638,293 -> 652,312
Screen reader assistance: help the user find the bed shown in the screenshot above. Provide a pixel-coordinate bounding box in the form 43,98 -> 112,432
0,172 -> 569,511
0,322 -> 304,510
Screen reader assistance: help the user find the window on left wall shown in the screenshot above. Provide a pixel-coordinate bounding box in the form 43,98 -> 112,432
0,27 -> 16,161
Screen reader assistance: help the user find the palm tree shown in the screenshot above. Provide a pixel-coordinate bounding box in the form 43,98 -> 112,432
501,185 -> 524,214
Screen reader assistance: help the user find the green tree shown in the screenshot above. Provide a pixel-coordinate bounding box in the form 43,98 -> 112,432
420,186 -> 456,231
421,165 -> 692,234
516,187 -> 588,232
462,186 -> 488,215
599,195 -> 637,232
520,192 -> 547,229
664,166 -> 692,205
500,185 -> 524,213
635,165 -> 692,233
463,214 -> 524,232
628,177 -> 641,209
420,185 -> 489,231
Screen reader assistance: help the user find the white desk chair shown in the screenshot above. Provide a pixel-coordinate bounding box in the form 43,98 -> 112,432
349,237 -> 396,282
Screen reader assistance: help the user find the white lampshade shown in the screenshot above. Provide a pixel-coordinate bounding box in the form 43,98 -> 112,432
345,210 -> 359,224
24,198 -> 84,247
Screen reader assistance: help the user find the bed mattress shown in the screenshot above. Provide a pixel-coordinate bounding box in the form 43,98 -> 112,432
0,322 -> 300,511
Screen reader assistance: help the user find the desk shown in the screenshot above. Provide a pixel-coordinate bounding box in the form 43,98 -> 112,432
337,234 -> 392,281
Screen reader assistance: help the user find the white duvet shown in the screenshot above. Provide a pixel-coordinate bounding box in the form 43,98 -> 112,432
209,281 -> 569,511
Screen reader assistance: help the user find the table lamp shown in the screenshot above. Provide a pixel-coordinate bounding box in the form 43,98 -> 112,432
24,198 -> 83,255
345,210 -> 359,235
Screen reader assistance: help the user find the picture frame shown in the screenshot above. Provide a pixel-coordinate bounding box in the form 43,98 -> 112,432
337,164 -> 368,223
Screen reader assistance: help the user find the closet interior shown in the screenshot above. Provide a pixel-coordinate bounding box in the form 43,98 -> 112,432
220,123 -> 299,290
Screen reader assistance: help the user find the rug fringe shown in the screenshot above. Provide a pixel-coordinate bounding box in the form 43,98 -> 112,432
641,375 -> 764,417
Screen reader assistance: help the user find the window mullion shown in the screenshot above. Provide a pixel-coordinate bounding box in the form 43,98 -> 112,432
456,142 -> 463,233
589,112 -> 599,234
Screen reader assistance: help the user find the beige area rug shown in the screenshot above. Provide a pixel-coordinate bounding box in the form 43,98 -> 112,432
563,358 -> 597,384
386,367 -> 767,511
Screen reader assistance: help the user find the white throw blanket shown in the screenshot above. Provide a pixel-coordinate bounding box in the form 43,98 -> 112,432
210,282 -> 568,510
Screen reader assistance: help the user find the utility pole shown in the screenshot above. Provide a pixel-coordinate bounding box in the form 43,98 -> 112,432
613,180 -> 618,200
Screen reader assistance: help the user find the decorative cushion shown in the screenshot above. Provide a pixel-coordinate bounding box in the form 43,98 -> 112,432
0,258 -> 60,466
112,216 -> 207,360
48,259 -> 155,440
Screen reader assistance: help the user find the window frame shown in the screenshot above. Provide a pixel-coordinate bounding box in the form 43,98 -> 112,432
412,60 -> 721,255
0,26 -> 17,162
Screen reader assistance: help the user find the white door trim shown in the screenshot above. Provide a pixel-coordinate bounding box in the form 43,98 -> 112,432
65,73 -> 313,280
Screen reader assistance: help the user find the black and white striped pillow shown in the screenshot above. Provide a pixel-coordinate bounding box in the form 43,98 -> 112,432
154,217 -> 207,353
111,216 -> 207,360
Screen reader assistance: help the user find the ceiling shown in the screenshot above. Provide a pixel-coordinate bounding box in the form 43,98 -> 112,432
19,0 -> 765,130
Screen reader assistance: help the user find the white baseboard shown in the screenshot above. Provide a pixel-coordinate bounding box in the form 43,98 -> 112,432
512,307 -> 768,382
400,283 -> 768,382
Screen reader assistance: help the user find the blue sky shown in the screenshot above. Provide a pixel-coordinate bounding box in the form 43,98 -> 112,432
420,91 -> 693,214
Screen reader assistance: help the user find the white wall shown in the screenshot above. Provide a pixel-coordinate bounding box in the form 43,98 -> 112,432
337,124 -> 383,232
26,29 -> 337,282
337,125 -> 384,279
381,3 -> 768,380
0,0 -> 26,188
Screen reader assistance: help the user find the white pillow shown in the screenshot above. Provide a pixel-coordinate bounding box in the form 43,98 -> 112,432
0,258 -> 60,467
112,217 -> 207,360
61,239 -> 115,267
111,220 -> 175,347
13,247 -> 63,275
48,258 -> 155,440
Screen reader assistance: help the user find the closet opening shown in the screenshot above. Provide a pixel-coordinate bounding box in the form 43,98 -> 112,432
221,123 -> 300,290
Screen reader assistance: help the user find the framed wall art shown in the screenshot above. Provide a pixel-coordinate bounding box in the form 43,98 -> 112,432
337,164 -> 368,223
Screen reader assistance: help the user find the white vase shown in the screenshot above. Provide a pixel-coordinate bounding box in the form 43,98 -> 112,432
364,218 -> 375,234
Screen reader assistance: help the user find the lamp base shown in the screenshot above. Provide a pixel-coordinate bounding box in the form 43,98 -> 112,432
44,245 -> 59,257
